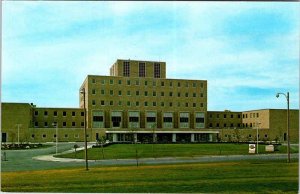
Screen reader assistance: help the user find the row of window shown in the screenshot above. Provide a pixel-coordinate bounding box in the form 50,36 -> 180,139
91,78 -> 205,88
93,89 -> 205,98
243,113 -> 259,118
209,114 -> 241,119
224,134 -> 268,138
92,100 -> 205,108
34,121 -> 84,128
32,134 -> 86,139
208,123 -> 262,128
34,111 -> 84,117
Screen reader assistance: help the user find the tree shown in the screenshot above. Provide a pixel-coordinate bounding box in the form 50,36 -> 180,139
234,128 -> 241,143
74,144 -> 79,158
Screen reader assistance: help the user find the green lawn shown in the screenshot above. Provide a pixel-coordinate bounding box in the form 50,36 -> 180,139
2,160 -> 298,193
57,143 -> 298,160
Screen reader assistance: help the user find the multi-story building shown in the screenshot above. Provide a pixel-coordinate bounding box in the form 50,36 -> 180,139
1,59 -> 299,143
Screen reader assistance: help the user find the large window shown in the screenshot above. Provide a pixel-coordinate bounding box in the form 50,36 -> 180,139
139,62 -> 146,77
123,61 -> 130,77
154,63 -> 161,78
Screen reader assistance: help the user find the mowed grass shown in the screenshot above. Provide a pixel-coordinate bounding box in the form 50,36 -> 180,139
57,143 -> 298,160
1,160 -> 298,193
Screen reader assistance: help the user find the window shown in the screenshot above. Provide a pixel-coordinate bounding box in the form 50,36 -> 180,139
161,102 -> 164,107
237,123 -> 241,127
127,80 -> 131,85
92,100 -> 96,106
44,111 -> 48,116
34,111 -> 38,116
180,117 -> 189,122
72,112 -> 75,116
169,92 -> 173,97
249,134 -> 252,138
161,92 -> 164,96
265,134 -> 268,138
185,103 -> 189,107
153,81 -> 156,86
136,91 -> 139,96
127,91 -> 131,96
154,63 -> 161,78
118,101 -> 122,106
217,114 -> 219,118
139,62 -> 146,77
169,82 -> 173,87
178,82 -> 181,87
72,122 -> 76,127
101,89 -> 105,95
31,134 -> 35,138
145,81 -> 148,86
118,80 -> 122,85
44,122 -> 48,127
216,123 -> 220,127
193,82 -> 196,87
153,91 -> 156,96
193,93 -> 196,97
93,116 -> 103,122
118,91 -> 122,96
42,134 -> 46,138
231,114 -> 233,118
145,91 -> 148,96
169,102 -> 172,107
209,123 -> 213,127
110,79 -> 114,84
81,122 -> 84,127
136,101 -> 139,106
185,82 -> 189,87
224,114 -> 227,118
64,134 -> 68,138
63,122 -> 66,127
81,112 -> 84,116
129,117 -> 139,122
92,89 -> 96,94
230,123 -> 234,127
185,93 -> 188,97
54,111 -> 57,116
200,83 -> 204,88
224,123 -> 227,127
163,117 -> 172,122
178,92 -> 181,97
110,101 -> 114,106
257,113 -> 259,117
75,134 -> 79,138
250,123 -> 252,127
127,101 -> 131,106
101,80 -> 105,84
110,90 -> 114,95
153,102 -> 156,106
63,111 -> 66,116
238,114 -> 241,118
92,79 -> 96,83
200,93 -> 203,97
147,117 -> 156,122
161,81 -> 164,86
193,103 -> 196,107
196,118 -> 204,123
101,100 -> 105,106
123,61 -> 130,77
135,80 -> 140,85
210,114 -> 212,118
144,102 -> 148,106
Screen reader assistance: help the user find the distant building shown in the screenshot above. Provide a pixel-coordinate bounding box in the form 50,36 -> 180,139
1,59 -> 299,143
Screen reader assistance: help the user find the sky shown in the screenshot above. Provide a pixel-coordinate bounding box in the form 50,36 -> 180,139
2,2 -> 299,111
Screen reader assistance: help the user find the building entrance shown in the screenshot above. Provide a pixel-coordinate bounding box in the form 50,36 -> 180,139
2,133 -> 7,143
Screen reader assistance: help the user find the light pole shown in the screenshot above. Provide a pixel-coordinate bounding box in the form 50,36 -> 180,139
52,122 -> 58,155
276,92 -> 290,163
256,122 -> 261,154
80,88 -> 89,170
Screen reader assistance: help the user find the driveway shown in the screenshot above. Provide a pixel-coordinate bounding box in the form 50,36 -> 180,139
2,142 -> 298,172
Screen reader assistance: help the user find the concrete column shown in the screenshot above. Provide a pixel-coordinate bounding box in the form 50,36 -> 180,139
172,133 -> 176,143
191,133 -> 195,142
134,133 -> 138,143
209,134 -> 213,142
113,133 -> 118,142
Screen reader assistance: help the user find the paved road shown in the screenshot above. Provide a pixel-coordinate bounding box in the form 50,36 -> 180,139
1,143 -> 299,172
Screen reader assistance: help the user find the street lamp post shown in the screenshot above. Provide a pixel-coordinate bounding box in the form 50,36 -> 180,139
81,88 -> 89,170
276,92 -> 290,163
256,122 -> 261,154
52,122 -> 58,155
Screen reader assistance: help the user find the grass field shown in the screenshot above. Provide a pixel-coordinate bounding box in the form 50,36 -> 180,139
2,160 -> 298,193
57,143 -> 298,160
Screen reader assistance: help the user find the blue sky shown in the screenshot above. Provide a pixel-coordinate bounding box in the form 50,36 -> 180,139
2,2 -> 299,111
